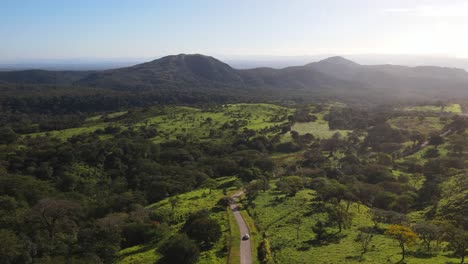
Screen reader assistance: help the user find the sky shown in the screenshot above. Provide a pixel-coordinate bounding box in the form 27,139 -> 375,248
1,0 -> 468,62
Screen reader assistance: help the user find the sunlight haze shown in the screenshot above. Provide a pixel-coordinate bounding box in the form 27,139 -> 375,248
1,0 -> 467,62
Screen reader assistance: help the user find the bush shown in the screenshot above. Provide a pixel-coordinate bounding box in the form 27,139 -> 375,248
121,222 -> 159,248
216,196 -> 233,207
184,216 -> 222,249
257,238 -> 274,264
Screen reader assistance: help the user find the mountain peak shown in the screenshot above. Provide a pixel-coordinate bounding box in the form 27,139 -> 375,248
318,56 -> 360,66
147,53 -> 217,64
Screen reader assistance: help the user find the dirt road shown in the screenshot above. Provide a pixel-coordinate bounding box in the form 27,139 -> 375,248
230,192 -> 252,264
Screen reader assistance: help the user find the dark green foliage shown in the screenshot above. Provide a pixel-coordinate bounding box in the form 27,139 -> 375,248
0,127 -> 17,144
424,147 -> 440,158
428,134 -> 444,148
0,229 -> 22,264
325,107 -> 371,130
216,196 -> 233,207
159,234 -> 200,264
276,176 -> 304,197
182,212 -> 222,248
121,222 -> 159,248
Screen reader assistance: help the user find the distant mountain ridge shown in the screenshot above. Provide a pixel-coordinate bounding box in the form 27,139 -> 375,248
1,54 -> 468,100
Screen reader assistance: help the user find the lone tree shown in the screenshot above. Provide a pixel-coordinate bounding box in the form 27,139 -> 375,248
327,204 -> 353,234
385,224 -> 418,263
287,214 -> 303,240
356,230 -> 374,262
312,221 -> 327,241
413,223 -> 442,252
276,176 -> 303,197
445,226 -> 468,264
202,178 -> 218,194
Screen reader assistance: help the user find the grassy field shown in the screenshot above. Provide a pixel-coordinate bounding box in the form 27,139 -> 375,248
283,105 -> 350,142
25,103 -> 293,142
247,183 -> 460,264
24,102 -> 358,146
402,103 -> 462,113
290,121 -> 350,139
142,103 -> 293,143
399,141 -> 451,162
388,116 -> 446,136
117,177 -> 238,264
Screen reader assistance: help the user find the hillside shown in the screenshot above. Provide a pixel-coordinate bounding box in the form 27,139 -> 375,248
308,56 -> 468,98
77,54 -> 247,90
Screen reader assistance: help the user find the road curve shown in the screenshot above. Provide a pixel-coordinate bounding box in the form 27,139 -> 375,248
230,192 -> 252,264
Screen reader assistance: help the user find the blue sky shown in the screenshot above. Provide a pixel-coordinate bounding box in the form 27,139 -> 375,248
1,0 -> 467,61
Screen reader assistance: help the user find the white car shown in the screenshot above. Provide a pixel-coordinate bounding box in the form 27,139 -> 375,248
242,234 -> 250,240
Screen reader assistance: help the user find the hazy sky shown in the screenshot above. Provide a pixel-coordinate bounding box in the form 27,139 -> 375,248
1,0 -> 467,62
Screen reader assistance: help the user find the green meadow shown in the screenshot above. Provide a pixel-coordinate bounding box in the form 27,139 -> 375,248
402,103 -> 462,113
246,184 -> 460,264
25,103 -> 293,142
388,116 -> 446,136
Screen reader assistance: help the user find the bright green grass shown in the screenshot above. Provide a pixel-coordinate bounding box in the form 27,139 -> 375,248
402,103 -> 462,113
118,177 -> 238,264
388,116 -> 445,135
400,142 -> 450,162
24,103 -> 293,141
249,184 -> 459,264
144,103 -> 293,143
286,106 -> 350,140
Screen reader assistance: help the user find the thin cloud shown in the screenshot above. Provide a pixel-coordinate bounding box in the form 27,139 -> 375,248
383,3 -> 468,17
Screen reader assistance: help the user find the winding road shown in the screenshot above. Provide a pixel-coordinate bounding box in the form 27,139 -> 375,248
230,192 -> 252,264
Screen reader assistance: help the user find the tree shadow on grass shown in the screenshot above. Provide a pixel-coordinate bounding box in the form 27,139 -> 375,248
266,196 -> 286,207
215,245 -> 228,258
118,243 -> 157,260
303,233 -> 348,248
217,179 -> 237,189
344,255 -> 362,261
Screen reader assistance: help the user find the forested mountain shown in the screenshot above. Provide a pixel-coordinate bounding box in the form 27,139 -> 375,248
1,54 -> 468,101
77,54 -> 246,90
